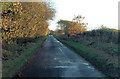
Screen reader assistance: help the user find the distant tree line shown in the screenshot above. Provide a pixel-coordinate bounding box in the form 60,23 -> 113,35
56,15 -> 87,37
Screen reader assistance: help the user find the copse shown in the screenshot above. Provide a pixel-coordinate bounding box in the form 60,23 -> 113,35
2,2 -> 55,46
57,15 -> 87,36
54,29 -> 65,35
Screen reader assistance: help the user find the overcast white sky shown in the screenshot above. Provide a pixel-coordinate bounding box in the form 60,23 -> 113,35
49,0 -> 120,31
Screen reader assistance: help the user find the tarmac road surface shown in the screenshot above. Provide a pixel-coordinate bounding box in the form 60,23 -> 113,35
22,35 -> 106,78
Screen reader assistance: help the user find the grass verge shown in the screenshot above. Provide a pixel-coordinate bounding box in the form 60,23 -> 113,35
2,36 -> 47,78
54,35 -> 119,78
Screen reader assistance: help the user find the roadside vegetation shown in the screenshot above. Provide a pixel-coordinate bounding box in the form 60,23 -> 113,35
1,1 -> 119,78
53,15 -> 119,78
1,1 -> 55,77
2,37 -> 47,77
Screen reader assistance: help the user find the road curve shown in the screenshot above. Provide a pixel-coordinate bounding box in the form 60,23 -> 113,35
22,35 -> 106,77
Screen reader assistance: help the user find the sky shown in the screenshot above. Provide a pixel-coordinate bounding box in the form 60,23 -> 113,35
48,0 -> 120,31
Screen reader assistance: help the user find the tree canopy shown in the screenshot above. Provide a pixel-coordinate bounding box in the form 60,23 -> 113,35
57,15 -> 87,36
2,2 -> 55,46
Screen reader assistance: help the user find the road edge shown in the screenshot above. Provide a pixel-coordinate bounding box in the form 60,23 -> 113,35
12,37 -> 48,78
